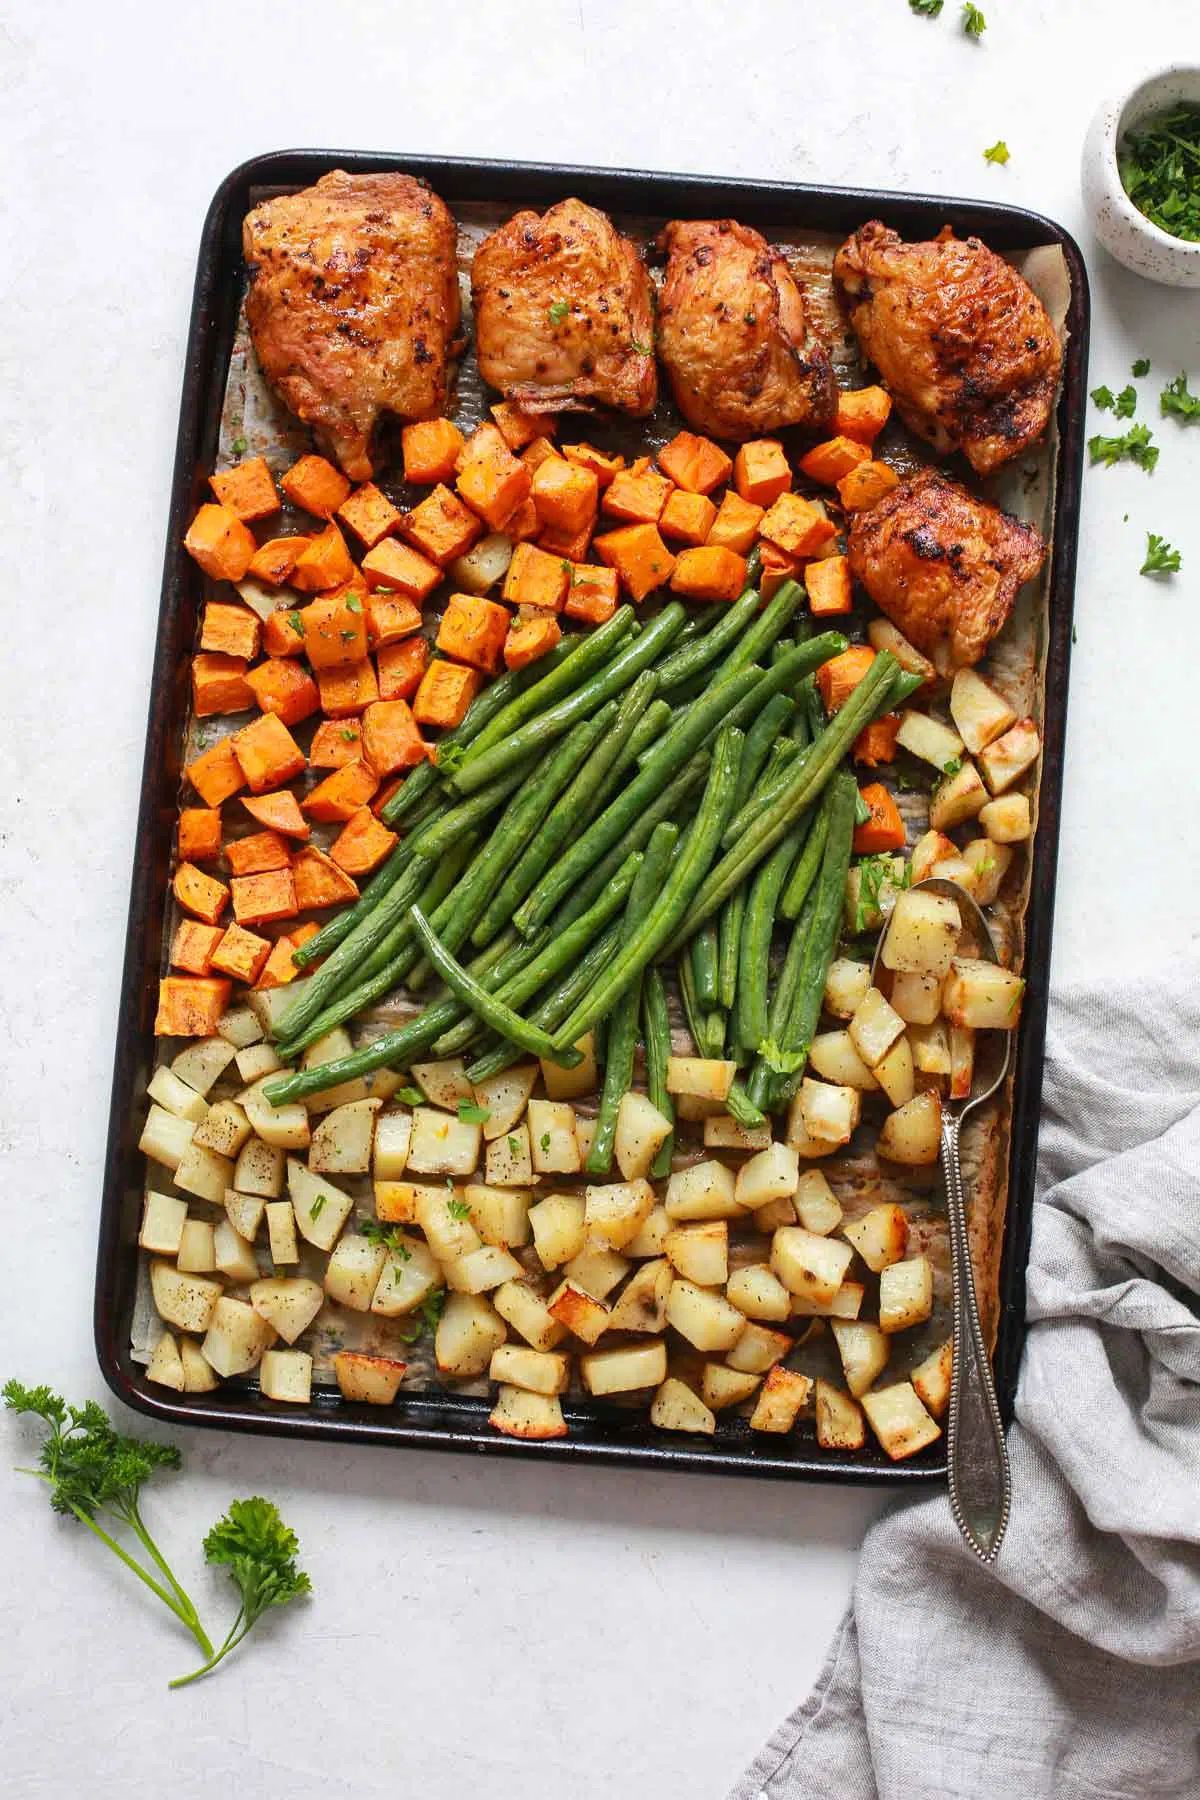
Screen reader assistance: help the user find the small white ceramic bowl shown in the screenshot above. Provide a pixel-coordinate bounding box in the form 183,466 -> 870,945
1081,64 -> 1200,288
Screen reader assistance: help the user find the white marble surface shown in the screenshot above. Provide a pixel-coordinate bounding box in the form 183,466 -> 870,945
1,3 -> 1197,1796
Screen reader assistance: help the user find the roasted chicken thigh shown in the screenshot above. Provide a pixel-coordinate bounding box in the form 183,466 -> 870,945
834,223 -> 1061,476
656,219 -> 837,440
471,198 -> 656,416
243,170 -> 461,481
847,468 -> 1045,670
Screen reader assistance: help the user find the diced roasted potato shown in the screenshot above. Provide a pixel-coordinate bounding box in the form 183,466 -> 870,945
881,888 -> 961,978
908,1020 -> 951,1077
147,1065 -> 210,1124
977,719 -> 1039,795
700,1363 -> 761,1411
949,1023 -> 975,1100
139,1191 -> 188,1257
373,1109 -> 412,1178
793,1170 -> 843,1237
726,1323 -> 792,1374
580,1340 -> 667,1396
843,856 -> 907,933
606,1258 -> 673,1334
528,1099 -> 582,1174
749,1366 -> 812,1433
894,709 -> 964,770
665,1279 -> 747,1352
472,1064 -> 538,1139
877,1092 -> 943,1166
436,1292 -> 507,1376
753,1196 -> 797,1232
170,1035 -> 237,1096
703,1114 -> 773,1152
672,1092 -> 726,1122
725,1262 -> 791,1322
217,1005 -> 262,1049
259,1348 -> 312,1404
213,1218 -> 260,1284
770,1227 -> 854,1305
202,1297 -> 276,1377
929,760 -> 987,831
233,1136 -> 285,1198
861,1381 -> 942,1460
407,1106 -> 482,1177
484,1123 -> 533,1188
809,1031 -> 879,1091
445,1243 -> 524,1295
562,1243 -> 629,1300
177,1218 -> 217,1274
815,1378 -> 866,1451
878,1255 -> 934,1333
797,1079 -> 861,1147
664,1220 -> 728,1287
287,1159 -> 354,1250
911,1339 -> 953,1417
370,1239 -> 440,1317
666,1158 -> 742,1221
842,1202 -> 909,1272
241,1078 -> 311,1151
192,1100 -> 253,1158
910,829 -> 959,884
624,1202 -> 671,1259
789,1279 -> 865,1320
464,1181 -> 531,1248
492,1279 -> 567,1351
830,1319 -> 890,1398
263,1201 -> 299,1266
528,1191 -> 587,1270
650,1377 -> 716,1435
179,1337 -> 220,1393
848,987 -> 907,1068
539,1033 -> 597,1102
962,839 -> 1014,905
733,1142 -> 799,1211
979,793 -> 1031,844
324,1233 -> 388,1310
335,1351 -> 408,1405
174,1142 -> 235,1207
139,1106 -> 196,1173
448,531 -> 515,595
665,1056 -> 736,1102
546,1281 -> 610,1345
613,1091 -> 673,1180
149,1260 -> 222,1334
249,1276 -> 324,1343
889,972 -> 943,1025
584,1179 -> 656,1250
414,1186 -> 482,1262
782,1103 -> 838,1160
949,667 -> 1017,754
489,1343 -> 570,1395
309,1097 -> 381,1173
823,957 -> 872,1020
873,1034 -> 915,1108
942,959 -> 1026,1030
235,1042 -> 285,1083
146,1331 -> 186,1392
488,1384 -> 568,1439
411,1058 -> 474,1110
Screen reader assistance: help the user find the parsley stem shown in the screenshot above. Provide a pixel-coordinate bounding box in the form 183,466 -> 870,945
169,1606 -> 252,1688
125,1501 -> 214,1655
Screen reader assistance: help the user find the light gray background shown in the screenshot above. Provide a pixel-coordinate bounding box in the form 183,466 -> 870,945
1,4 -> 1196,1796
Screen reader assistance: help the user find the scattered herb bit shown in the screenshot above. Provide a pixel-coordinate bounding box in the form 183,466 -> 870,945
171,1498 -> 310,1689
339,628 -> 358,642
1160,372 -> 1200,421
1117,103 -> 1200,244
908,0 -> 943,14
507,1135 -> 521,1156
361,1219 -> 411,1256
853,854 -> 909,933
540,1132 -> 551,1154
339,728 -> 357,742
1088,423 -> 1159,472
345,595 -> 364,613
759,1037 -> 806,1076
446,1197 -> 471,1221
1141,533 -> 1182,576
547,300 -> 570,327
961,2 -> 986,34
561,560 -> 572,576
630,338 -> 652,354
231,437 -> 248,455
1113,385 -> 1138,418
1071,623 -> 1078,645
287,611 -> 304,636
395,1085 -> 425,1106
457,1101 -> 491,1125
1091,384 -> 1116,411
983,141 -> 1010,166
743,312 -> 758,325
437,744 -> 465,775
309,1194 -> 327,1220
1132,358 -> 1151,377
942,755 -> 964,777
397,1286 -> 446,1344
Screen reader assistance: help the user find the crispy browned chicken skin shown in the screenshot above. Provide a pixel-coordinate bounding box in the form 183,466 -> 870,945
471,198 -> 656,416
834,223 -> 1061,476
656,220 -> 836,440
243,171 -> 461,481
847,468 -> 1046,670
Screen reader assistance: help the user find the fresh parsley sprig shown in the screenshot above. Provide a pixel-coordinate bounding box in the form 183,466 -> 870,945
171,1499 -> 311,1689
1160,373 -> 1200,422
1141,534 -> 1182,576
1087,423 -> 1159,472
961,2 -> 986,34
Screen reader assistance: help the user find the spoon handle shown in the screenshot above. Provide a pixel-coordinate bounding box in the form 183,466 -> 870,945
941,1111 -> 1011,1563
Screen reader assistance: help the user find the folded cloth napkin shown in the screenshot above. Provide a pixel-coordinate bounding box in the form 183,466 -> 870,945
729,965 -> 1200,1800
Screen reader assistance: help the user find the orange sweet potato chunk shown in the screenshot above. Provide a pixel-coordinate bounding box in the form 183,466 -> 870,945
174,862 -> 230,926
401,418 -> 464,486
302,761 -> 380,824
242,789 -> 310,839
281,454 -> 351,519
170,919 -> 224,976
309,719 -> 363,768
317,660 -> 380,718
563,564 -> 620,626
834,386 -> 893,444
657,431 -> 733,496
185,738 -> 246,807
377,637 -> 430,702
292,523 -> 355,593
245,658 -> 320,727
506,495 -> 541,543
457,432 -> 532,533
798,436 -> 871,486
669,546 -> 748,603
837,461 -> 901,513
224,830 -> 291,876
329,806 -> 399,877
231,714 -> 307,793
490,402 -> 556,453
601,467 -> 673,525
248,536 -> 309,586
292,847 -> 359,910
532,458 -> 599,536
436,594 -> 510,674
255,926 -> 320,989
413,661 -> 484,730
362,700 -> 431,775
853,783 -> 907,854
853,715 -> 901,767
706,491 -> 764,554
262,606 -> 307,657
759,492 -> 837,558
361,538 -> 442,602
183,505 -> 257,581
537,521 -> 593,563
733,441 -> 791,508
402,486 -> 483,567
503,608 -> 561,671
817,645 -> 878,715
502,541 -> 570,613
805,555 -> 854,617
154,976 -> 231,1036
659,489 -> 718,546
210,923 -> 272,984
192,654 -> 254,718
230,867 -> 299,927
759,541 -> 802,601
178,808 -> 222,863
366,592 -> 424,647
561,443 -> 625,487
296,590 -> 369,670
592,524 -> 675,603
200,602 -> 262,661
209,457 -> 280,522
337,482 -> 402,549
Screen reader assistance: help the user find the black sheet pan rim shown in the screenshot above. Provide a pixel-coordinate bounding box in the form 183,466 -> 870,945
95,148 -> 1089,1483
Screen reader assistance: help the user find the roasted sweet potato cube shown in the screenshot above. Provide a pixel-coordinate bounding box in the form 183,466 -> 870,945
834,386 -> 893,443
361,538 -> 442,603
329,806 -> 399,877
317,660 -> 379,718
292,523 -> 354,593
504,607 -> 561,671
759,541 -> 802,601
365,592 -> 423,647
490,402 -> 556,452
230,867 -> 298,926
200,602 -> 262,661
192,654 -> 254,718
853,715 -> 901,767
817,645 -> 877,715
291,847 -> 359,910
456,430 -> 532,533
296,591 -> 368,670
563,564 -> 620,625
185,738 -> 246,807
183,504 -> 257,581
657,430 -> 733,496
224,830 -> 291,875
593,524 -> 675,602
174,861 -> 230,925
241,790 -> 309,839
805,555 -> 853,617
377,637 -> 430,701
760,492 -> 837,557
170,919 -> 224,976
262,606 -> 307,657
561,443 -> 625,487
798,436 -> 871,486
401,485 -> 483,566
154,976 -> 231,1037
537,521 -> 593,563
178,808 -> 222,862
245,658 -> 319,727
248,536 -> 308,586
336,482 -> 402,549
309,719 -> 363,768
231,713 -> 307,792
733,440 -> 791,507
412,661 -> 483,730
659,489 -> 718,546
601,467 -> 672,524
853,783 -> 907,854
669,546 -> 748,603
210,922 -> 272,984
281,454 -> 351,518
837,461 -> 902,513
255,925 -> 320,989
401,418 -> 464,486
506,496 -> 541,542
532,458 -> 599,536
706,491 -> 765,554
209,456 -> 280,522
502,541 -> 570,613
303,760 -> 380,823
436,594 -> 510,674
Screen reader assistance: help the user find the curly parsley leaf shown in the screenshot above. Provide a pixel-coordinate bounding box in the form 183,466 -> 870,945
397,1285 -> 447,1345
1113,385 -> 1138,419
360,1218 -> 411,1256
547,299 -> 570,327
1141,533 -> 1182,576
961,2 -> 986,34
446,1197 -> 472,1221
170,1498 -> 310,1688
908,0 -> 943,14
1132,358 -> 1151,377
394,1085 -> 425,1106
1088,423 -> 1159,472
1160,373 -> 1200,421
457,1101 -> 490,1124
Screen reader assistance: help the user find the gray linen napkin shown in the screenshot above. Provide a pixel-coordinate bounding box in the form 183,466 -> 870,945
729,965 -> 1200,1800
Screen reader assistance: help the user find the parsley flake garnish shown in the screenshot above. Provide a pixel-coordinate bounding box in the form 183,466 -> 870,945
309,1194 -> 327,1220
1132,358 -> 1151,377
1091,385 -> 1115,411
1113,385 -> 1138,418
547,300 -> 570,327
457,1101 -> 490,1124
1088,423 -> 1159,472
1141,533 -> 1182,576
446,1197 -> 471,1221
961,2 -> 985,34
983,141 -> 1009,166
232,437 -> 248,455
1160,372 -> 1200,421
908,0 -> 943,14
395,1085 -> 424,1106
539,1132 -> 551,1154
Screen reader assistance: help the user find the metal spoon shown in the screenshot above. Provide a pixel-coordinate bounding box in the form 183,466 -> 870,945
872,876 -> 1013,1563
